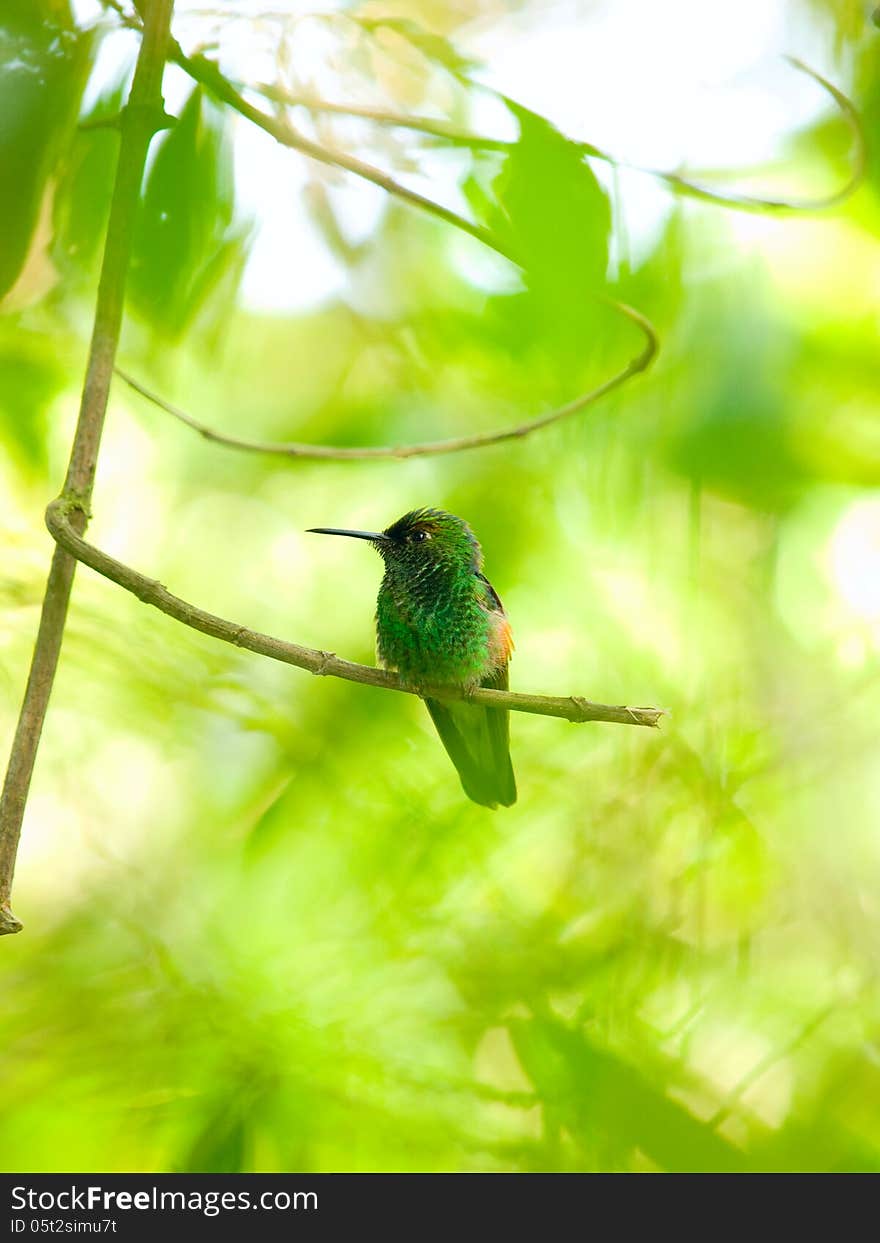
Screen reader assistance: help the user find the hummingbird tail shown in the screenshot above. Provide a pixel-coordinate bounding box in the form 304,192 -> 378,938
425,669 -> 516,809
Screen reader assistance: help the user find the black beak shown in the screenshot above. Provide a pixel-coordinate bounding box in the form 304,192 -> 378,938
307,527 -> 388,543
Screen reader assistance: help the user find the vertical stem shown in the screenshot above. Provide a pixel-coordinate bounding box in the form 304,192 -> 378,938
0,0 -> 176,936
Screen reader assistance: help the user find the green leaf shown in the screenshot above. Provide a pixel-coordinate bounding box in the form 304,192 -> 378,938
497,101 -> 610,291
0,322 -> 67,472
53,74 -> 131,284
128,88 -> 249,338
469,100 -> 611,357
0,2 -> 94,304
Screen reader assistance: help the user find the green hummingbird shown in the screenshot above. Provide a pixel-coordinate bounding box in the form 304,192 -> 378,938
308,508 -> 516,808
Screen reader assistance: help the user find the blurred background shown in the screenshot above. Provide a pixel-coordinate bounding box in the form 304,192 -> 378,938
1,0 -> 879,1172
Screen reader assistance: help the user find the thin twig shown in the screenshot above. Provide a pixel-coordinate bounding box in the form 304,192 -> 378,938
125,39 -> 662,462
135,12 -> 661,464
0,0 -> 176,937
45,500 -> 664,730
117,51 -> 862,462
655,58 -> 866,213
176,47 -> 509,256
246,57 -> 865,214
116,301 -> 656,459
101,8 -> 512,247
102,5 -> 866,213
249,83 -> 509,151
116,57 -> 660,462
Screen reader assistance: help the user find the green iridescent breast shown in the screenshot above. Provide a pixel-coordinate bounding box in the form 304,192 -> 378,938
376,568 -> 497,688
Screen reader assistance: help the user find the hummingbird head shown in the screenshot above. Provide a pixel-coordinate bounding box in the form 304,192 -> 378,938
308,508 -> 482,576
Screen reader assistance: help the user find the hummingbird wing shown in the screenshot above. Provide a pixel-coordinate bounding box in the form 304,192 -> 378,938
424,576 -> 516,809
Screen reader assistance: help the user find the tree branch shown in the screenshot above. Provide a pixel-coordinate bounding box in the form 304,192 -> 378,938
0,0 -> 176,937
115,301 -> 657,460
45,500 -> 664,730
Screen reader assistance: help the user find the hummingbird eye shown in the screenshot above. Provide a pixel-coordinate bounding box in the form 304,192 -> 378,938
409,529 -> 430,543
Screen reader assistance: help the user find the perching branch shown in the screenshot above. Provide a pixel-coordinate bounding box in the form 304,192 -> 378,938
0,0 -> 176,937
116,301 -> 656,460
45,500 -> 664,730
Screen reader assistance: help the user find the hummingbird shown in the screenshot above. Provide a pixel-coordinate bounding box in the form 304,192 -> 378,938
308,508 -> 516,808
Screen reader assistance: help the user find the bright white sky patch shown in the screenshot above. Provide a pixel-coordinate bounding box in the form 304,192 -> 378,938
71,0 -> 844,312
828,497 -> 880,625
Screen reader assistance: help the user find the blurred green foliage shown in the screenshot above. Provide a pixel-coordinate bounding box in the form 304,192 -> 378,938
0,0 -> 93,300
1,0 -> 879,1174
129,87 -> 248,338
